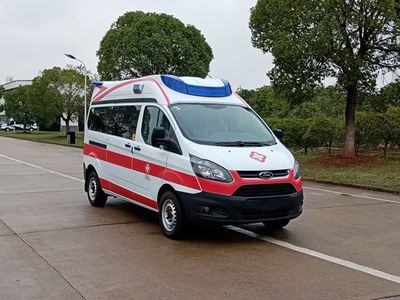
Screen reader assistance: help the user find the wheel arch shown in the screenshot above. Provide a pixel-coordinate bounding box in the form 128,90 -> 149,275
157,184 -> 177,207
84,164 -> 97,191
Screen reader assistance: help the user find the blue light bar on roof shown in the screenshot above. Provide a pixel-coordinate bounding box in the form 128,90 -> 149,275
92,81 -> 103,87
161,75 -> 232,97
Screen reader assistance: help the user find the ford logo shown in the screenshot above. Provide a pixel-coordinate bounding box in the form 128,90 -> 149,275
259,171 -> 273,178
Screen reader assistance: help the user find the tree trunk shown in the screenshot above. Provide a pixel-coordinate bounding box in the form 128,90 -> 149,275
65,119 -> 70,135
344,84 -> 357,157
23,113 -> 27,133
383,141 -> 389,160
328,139 -> 333,155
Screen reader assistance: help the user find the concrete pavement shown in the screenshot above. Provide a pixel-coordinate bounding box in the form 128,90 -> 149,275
0,136 -> 400,300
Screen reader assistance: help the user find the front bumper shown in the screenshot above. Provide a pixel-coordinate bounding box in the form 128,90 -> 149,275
178,189 -> 303,224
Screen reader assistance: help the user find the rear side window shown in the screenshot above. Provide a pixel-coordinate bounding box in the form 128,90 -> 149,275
110,105 -> 141,139
88,107 -> 111,133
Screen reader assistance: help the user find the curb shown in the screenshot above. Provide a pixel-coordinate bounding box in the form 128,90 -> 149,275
303,177 -> 399,195
0,134 -> 82,149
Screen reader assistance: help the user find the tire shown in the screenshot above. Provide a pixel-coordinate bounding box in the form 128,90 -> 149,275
263,219 -> 290,229
159,191 -> 186,239
29,127 -> 34,132
5,128 -> 10,132
86,171 -> 108,207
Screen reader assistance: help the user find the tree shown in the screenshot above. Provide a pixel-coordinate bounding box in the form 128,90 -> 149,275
0,86 -> 4,113
30,66 -> 88,134
250,0 -> 400,157
302,115 -> 341,154
4,85 -> 34,133
238,86 -> 291,118
97,11 -> 213,80
355,111 -> 374,153
387,106 -> 400,149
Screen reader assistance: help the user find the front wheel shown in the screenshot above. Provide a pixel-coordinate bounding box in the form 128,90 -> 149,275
86,171 -> 108,207
5,128 -> 10,132
159,191 -> 186,239
263,219 -> 290,229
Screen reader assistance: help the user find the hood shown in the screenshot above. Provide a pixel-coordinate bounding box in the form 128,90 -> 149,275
188,142 -> 294,171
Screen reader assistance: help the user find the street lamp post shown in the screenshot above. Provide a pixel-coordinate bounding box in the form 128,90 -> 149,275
64,53 -> 87,130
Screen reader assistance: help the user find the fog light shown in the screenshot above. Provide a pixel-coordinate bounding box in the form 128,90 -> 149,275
198,205 -> 211,214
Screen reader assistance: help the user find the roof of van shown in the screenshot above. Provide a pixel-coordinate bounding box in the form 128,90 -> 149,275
91,75 -> 248,107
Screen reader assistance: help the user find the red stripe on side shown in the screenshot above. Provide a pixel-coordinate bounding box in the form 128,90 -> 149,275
133,193 -> 158,210
134,159 -> 166,179
164,168 -> 200,190
93,77 -> 171,105
83,143 -> 107,161
100,178 -> 158,210
92,86 -> 107,101
84,143 -> 200,190
107,151 -> 131,169
99,178 -> 110,191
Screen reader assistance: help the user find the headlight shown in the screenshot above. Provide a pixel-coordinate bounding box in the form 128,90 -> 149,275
294,160 -> 301,180
190,155 -> 233,183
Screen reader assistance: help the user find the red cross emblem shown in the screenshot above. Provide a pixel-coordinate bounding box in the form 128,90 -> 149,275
249,151 -> 266,163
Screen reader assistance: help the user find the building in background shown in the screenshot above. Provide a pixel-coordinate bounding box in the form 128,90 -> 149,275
0,79 -> 32,125
0,78 -> 79,131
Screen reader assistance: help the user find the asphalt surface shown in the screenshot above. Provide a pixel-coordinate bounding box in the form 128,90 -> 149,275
0,136 -> 400,300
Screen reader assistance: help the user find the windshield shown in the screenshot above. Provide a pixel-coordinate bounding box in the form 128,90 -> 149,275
170,104 -> 276,146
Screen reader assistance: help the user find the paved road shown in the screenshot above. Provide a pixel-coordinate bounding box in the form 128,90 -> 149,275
0,136 -> 400,300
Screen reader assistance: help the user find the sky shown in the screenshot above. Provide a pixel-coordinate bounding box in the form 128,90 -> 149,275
0,0 -> 274,90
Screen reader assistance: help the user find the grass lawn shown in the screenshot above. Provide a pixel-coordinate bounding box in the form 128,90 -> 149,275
0,131 -> 84,148
295,151 -> 400,193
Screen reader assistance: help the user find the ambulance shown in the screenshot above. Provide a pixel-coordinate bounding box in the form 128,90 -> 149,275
83,75 -> 303,239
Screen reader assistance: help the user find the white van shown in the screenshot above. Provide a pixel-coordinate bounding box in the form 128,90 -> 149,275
83,75 -> 303,239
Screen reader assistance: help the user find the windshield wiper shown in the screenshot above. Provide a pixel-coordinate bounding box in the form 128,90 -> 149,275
214,141 -> 275,147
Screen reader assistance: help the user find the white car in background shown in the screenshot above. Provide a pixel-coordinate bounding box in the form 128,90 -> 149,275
1,120 -> 38,132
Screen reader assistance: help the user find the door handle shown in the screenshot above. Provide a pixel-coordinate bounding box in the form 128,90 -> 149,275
125,143 -> 131,148
134,146 -> 141,151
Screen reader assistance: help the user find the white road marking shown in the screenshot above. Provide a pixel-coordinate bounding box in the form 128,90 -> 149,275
228,226 -> 400,284
0,154 -> 84,183
304,186 -> 400,204
2,152 -> 400,284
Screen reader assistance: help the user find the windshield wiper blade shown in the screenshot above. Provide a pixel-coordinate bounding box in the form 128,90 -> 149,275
214,141 -> 275,147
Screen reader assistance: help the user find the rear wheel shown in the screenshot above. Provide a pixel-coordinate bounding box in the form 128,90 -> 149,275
29,127 -> 34,132
263,219 -> 290,229
5,128 -> 10,132
86,171 -> 108,207
159,191 -> 186,239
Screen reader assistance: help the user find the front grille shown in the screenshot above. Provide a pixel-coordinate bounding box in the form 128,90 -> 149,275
237,169 -> 289,178
233,183 -> 297,197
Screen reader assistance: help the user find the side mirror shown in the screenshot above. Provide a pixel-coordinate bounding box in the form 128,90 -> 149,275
273,129 -> 283,140
151,127 -> 166,148
151,127 -> 182,155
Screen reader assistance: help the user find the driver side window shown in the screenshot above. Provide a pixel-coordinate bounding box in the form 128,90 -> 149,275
141,106 -> 180,153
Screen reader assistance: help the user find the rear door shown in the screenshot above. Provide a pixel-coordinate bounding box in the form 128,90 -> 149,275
86,106 -> 112,188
